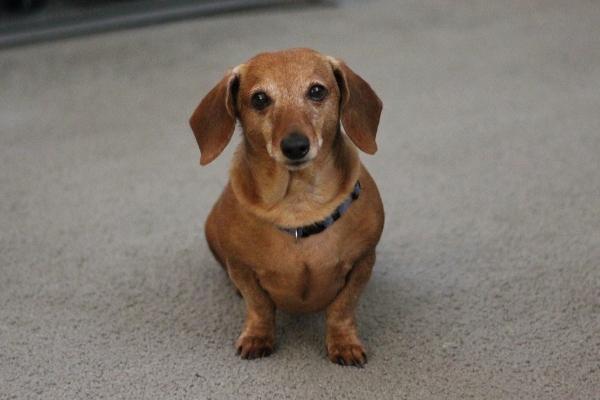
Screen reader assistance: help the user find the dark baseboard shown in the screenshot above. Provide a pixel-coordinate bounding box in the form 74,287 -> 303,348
0,0 -> 320,48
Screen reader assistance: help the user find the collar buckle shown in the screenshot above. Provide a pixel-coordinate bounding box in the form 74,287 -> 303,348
278,181 -> 361,242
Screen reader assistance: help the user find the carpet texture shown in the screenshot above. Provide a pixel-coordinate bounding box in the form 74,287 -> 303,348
1,0 -> 599,398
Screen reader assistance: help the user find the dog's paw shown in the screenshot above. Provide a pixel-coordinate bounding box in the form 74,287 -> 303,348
235,335 -> 274,360
327,342 -> 368,368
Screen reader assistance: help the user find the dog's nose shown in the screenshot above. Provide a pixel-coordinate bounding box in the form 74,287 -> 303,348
280,133 -> 310,160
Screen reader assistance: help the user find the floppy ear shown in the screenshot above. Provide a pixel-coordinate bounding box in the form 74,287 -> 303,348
189,69 -> 239,165
329,58 -> 382,155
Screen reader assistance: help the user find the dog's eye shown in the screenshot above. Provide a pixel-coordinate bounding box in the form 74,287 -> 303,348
308,85 -> 328,101
251,92 -> 271,110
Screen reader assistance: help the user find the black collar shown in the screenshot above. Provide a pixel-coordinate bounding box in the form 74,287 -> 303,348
278,181 -> 361,241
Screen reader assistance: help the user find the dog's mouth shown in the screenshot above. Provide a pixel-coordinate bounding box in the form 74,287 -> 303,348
283,159 -> 312,170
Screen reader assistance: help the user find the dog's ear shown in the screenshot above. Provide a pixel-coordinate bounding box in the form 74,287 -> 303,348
189,69 -> 240,165
329,58 -> 382,155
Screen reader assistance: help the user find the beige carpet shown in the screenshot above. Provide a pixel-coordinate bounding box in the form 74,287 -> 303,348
1,0 -> 599,398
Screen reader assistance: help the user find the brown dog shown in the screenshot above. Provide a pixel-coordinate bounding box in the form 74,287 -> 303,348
189,48 -> 384,367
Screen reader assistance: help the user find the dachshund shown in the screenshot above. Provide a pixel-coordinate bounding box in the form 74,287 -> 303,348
189,48 -> 384,367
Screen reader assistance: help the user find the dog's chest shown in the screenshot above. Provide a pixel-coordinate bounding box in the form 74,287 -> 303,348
254,248 -> 353,314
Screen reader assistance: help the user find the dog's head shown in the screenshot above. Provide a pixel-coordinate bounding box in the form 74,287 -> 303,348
190,48 -> 382,168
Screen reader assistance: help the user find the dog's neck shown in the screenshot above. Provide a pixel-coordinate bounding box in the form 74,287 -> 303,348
229,132 -> 361,229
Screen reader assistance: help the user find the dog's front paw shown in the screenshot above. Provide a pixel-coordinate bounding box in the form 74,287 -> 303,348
235,334 -> 274,360
327,340 -> 367,368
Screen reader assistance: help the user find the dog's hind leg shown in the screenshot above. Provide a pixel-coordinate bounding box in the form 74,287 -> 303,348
205,205 -> 225,270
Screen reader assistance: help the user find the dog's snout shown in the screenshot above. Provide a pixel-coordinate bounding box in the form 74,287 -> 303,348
280,133 -> 310,160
